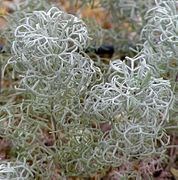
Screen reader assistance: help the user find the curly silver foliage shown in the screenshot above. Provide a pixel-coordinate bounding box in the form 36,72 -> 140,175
84,55 -> 173,158
141,0 -> 178,72
1,0 -> 53,51
141,0 -> 178,124
2,1 -> 177,178
13,7 -> 88,56
9,7 -> 100,97
11,52 -> 98,97
85,55 -> 173,121
0,161 -> 33,180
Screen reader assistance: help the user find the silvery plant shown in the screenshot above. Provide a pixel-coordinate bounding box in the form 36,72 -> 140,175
141,0 -> 178,123
0,2 -> 176,179
0,161 -> 33,180
84,55 -> 173,162
10,7 -> 99,97
0,0 -> 53,52
141,0 -> 178,76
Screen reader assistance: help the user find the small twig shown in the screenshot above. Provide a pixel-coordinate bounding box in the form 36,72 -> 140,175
167,145 -> 178,149
50,98 -> 57,142
165,126 -> 178,130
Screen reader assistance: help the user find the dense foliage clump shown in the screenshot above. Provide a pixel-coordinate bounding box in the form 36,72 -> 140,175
0,0 -> 178,179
